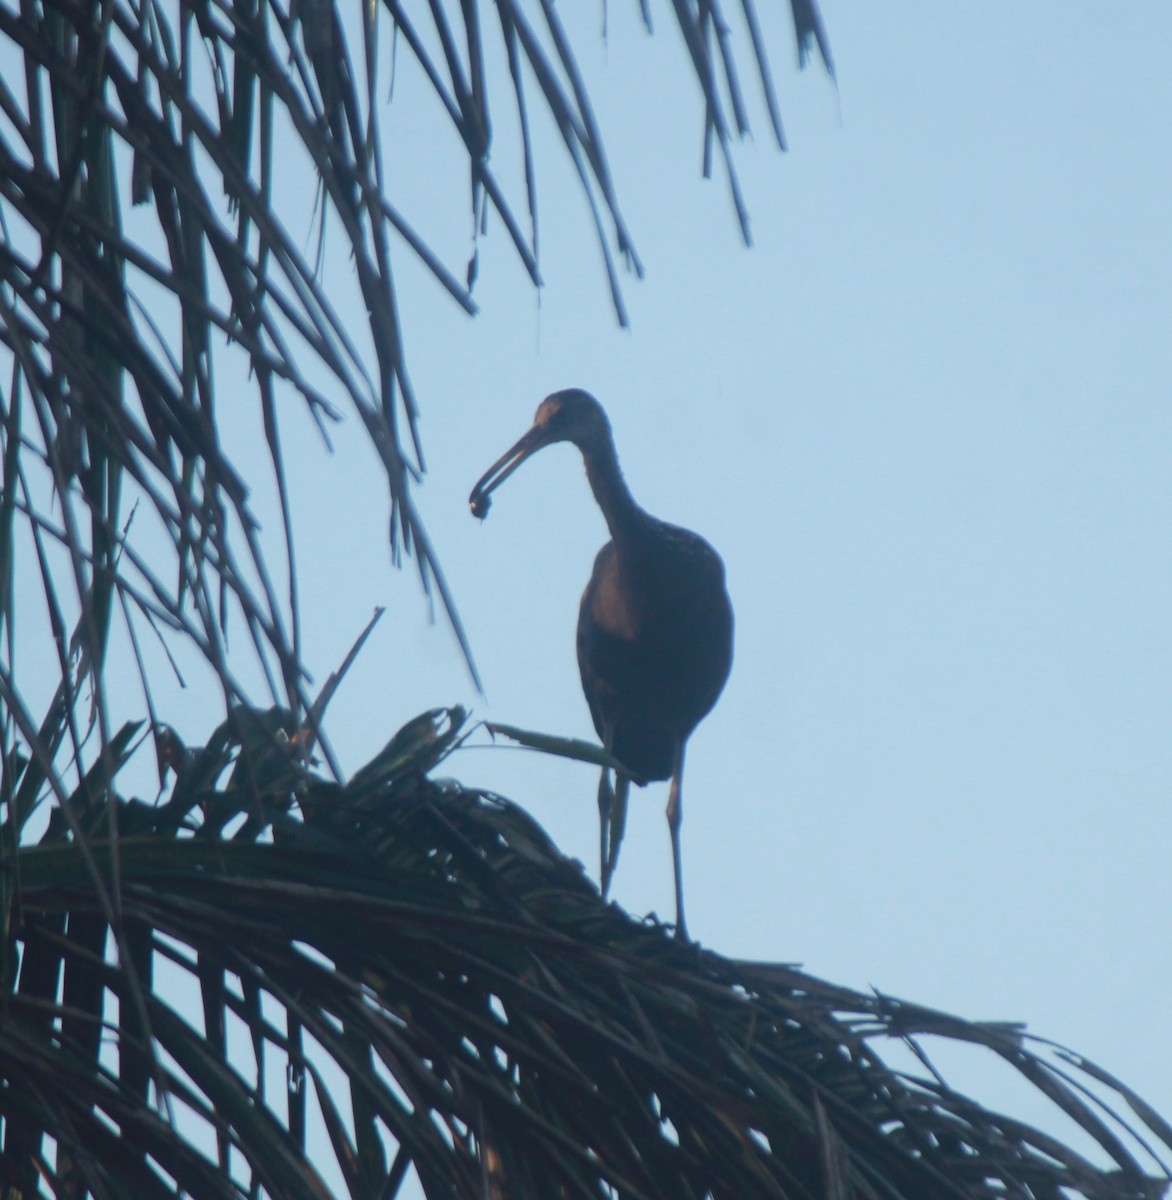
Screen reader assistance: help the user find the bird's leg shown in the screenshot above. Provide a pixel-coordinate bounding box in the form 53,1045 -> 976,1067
666,742 -> 688,940
604,772 -> 630,898
597,766 -> 614,896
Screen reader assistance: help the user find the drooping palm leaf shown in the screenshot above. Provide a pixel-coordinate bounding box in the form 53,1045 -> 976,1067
0,0 -> 831,829
2,707 -> 1169,1199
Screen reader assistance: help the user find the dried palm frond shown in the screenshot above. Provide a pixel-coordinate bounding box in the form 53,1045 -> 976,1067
3,707 -> 1168,1199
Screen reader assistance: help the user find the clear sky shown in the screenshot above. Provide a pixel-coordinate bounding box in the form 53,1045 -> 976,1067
98,0 -> 1172,1176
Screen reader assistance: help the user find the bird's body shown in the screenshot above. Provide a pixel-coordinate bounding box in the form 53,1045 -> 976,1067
577,527 -> 731,784
470,389 -> 733,938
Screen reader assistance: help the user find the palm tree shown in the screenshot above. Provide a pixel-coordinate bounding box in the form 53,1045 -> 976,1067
0,3 -> 1168,1198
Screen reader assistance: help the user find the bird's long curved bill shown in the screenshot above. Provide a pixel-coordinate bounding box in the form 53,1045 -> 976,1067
468,425 -> 550,517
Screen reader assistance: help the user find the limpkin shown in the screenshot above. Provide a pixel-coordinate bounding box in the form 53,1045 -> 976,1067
469,389 -> 733,939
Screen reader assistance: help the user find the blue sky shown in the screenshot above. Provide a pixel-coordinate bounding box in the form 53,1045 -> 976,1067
53,0 -> 1169,1176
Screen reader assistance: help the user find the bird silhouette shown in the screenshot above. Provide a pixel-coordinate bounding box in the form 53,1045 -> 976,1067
470,389 -> 733,939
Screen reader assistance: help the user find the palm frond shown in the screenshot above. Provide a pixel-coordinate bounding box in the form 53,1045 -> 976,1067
3,707 -> 1168,1200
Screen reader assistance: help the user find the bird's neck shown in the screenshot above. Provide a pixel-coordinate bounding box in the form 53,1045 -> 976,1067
581,436 -> 646,540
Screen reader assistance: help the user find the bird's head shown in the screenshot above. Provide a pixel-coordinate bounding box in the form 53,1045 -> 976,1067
531,388 -> 611,447
469,389 -> 611,518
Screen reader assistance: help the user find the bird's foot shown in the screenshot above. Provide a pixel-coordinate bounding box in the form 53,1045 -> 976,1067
597,768 -> 614,897
604,773 -> 630,899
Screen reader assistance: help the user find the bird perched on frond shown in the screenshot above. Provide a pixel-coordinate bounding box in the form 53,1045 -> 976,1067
469,389 -> 733,940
